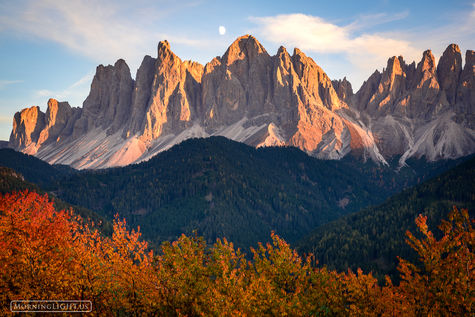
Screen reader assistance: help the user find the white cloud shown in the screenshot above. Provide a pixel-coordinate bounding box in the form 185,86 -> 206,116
36,89 -> 53,97
0,0 -> 203,73
251,5 -> 474,90
0,80 -> 23,89
250,13 -> 420,73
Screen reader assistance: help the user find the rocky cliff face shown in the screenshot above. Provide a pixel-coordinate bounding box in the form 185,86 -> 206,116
9,36 -> 475,168
73,59 -> 134,137
332,77 -> 353,104
352,44 -> 474,163
10,100 -> 80,154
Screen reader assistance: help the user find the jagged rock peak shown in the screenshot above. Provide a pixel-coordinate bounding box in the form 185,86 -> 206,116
114,58 -> 128,68
385,56 -> 406,75
275,45 -> 292,66
418,50 -> 436,73
94,59 -> 132,82
411,49 -> 438,91
203,56 -> 222,74
9,106 -> 45,150
223,34 -> 268,64
438,44 -> 463,72
437,43 -> 462,104
292,47 -> 306,58
277,45 -> 288,55
462,50 -> 474,77
445,43 -> 462,55
332,77 -> 353,103
157,40 -> 177,61
36,98 -> 74,145
456,49 -> 475,115
45,98 -> 71,122
465,50 -> 475,61
291,47 -> 314,74
158,40 -> 170,51
78,57 -> 134,135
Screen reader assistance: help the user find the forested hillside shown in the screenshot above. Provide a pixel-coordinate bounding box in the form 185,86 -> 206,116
298,155 -> 475,280
54,137 -> 466,248
0,148 -> 75,189
0,166 -> 111,234
0,138 -> 470,249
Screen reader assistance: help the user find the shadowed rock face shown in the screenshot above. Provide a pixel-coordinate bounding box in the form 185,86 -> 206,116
9,36 -> 475,169
74,59 -> 134,137
437,44 -> 462,105
456,50 -> 475,128
332,77 -> 353,104
351,43 -> 474,162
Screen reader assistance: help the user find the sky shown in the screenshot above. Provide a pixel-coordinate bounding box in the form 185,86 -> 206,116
0,0 -> 474,140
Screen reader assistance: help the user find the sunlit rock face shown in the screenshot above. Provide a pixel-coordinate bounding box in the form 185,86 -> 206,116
9,36 -> 475,169
10,106 -> 45,153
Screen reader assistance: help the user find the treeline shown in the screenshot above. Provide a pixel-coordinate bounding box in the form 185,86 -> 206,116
0,191 -> 472,316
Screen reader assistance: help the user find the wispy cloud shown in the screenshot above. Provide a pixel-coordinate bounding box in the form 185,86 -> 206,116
0,0 -> 203,72
346,11 -> 410,31
250,13 -> 420,73
69,73 -> 94,90
0,80 -> 23,89
35,72 -> 94,107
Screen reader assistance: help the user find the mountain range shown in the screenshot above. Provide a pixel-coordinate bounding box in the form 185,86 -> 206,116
8,35 -> 475,169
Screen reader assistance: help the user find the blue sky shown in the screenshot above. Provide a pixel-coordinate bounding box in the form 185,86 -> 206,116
0,0 -> 474,140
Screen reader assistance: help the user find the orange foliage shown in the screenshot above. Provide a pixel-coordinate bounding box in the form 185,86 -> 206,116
0,191 -> 473,315
397,207 -> 474,315
0,191 -> 155,316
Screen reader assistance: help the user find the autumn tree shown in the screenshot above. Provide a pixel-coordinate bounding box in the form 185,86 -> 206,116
397,207 -> 474,315
0,191 -> 156,316
0,191 -> 80,313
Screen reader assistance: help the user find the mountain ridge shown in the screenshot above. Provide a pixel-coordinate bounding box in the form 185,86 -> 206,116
8,35 -> 475,169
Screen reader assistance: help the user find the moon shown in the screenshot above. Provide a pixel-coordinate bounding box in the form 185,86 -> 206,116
218,26 -> 226,35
